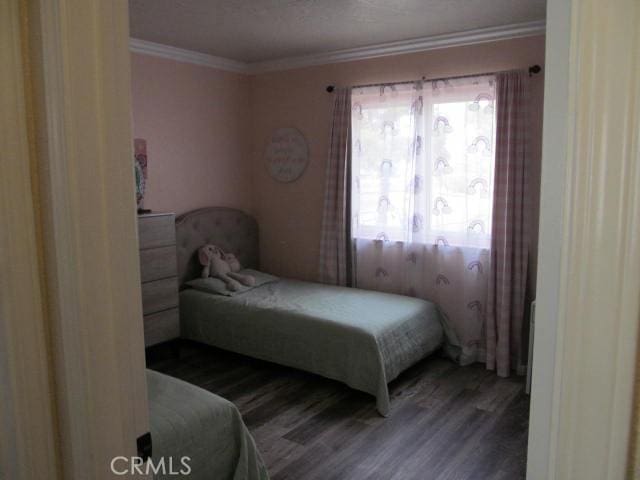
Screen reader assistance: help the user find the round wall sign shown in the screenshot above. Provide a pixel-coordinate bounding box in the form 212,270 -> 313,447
264,127 -> 309,183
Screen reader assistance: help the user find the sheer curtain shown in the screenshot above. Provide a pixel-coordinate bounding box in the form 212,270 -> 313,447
352,76 -> 497,364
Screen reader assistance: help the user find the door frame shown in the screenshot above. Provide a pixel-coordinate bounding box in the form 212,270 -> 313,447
3,0 -> 639,478
3,0 -> 150,478
528,0 -> 640,478
0,1 -> 61,478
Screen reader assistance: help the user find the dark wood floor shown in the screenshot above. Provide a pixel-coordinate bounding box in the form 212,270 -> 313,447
146,340 -> 529,480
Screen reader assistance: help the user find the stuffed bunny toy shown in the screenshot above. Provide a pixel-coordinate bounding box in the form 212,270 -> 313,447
198,244 -> 255,291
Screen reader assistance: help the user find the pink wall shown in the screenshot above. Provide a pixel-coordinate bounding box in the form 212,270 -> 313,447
130,36 -> 545,292
130,53 -> 251,215
249,36 -> 546,288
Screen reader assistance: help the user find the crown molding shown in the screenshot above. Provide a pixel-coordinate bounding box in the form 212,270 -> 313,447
250,20 -> 546,73
129,38 -> 250,73
129,20 -> 546,75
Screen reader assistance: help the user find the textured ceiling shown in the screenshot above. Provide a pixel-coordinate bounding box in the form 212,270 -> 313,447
129,0 -> 546,63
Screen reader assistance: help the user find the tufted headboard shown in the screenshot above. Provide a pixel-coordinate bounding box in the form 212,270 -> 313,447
175,207 -> 259,286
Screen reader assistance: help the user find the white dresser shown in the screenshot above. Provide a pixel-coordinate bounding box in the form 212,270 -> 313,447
138,213 -> 179,346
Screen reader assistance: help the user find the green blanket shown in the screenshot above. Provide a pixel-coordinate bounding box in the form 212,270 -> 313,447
180,279 -> 444,416
147,370 -> 269,480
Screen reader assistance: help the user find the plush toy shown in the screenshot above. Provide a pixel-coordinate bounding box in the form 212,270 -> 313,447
223,252 -> 242,273
198,244 -> 255,291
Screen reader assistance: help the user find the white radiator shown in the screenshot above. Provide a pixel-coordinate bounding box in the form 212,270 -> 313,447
526,300 -> 536,395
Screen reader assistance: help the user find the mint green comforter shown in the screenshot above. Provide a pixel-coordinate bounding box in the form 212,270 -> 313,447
147,370 -> 269,480
180,279 -> 444,416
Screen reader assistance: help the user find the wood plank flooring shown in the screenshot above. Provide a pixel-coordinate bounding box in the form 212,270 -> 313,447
146,340 -> 529,480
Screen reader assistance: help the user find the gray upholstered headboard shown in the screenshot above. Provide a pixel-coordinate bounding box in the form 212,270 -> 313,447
175,207 -> 259,286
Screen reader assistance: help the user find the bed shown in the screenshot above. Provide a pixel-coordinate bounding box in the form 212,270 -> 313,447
176,207 -> 444,416
147,369 -> 269,480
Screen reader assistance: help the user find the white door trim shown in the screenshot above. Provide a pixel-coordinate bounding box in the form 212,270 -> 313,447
528,0 -> 640,478
526,0 -> 573,476
0,1 -> 61,478
25,0 -> 150,477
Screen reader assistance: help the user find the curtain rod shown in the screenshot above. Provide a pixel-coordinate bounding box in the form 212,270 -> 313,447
325,64 -> 541,93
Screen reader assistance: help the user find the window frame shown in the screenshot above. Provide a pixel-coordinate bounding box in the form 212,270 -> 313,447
351,79 -> 497,249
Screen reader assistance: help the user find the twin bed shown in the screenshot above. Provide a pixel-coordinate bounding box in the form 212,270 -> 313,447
147,370 -> 269,480
175,207 -> 445,416
147,206 -> 445,478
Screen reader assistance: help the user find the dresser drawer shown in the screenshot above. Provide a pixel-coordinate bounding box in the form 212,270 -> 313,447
144,308 -> 179,347
138,214 -> 175,249
141,277 -> 178,315
139,246 -> 177,282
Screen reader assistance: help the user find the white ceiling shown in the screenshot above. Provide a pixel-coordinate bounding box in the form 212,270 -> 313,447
129,0 -> 546,63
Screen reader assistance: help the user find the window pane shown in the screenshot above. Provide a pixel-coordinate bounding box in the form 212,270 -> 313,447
352,77 -> 496,248
429,97 -> 495,247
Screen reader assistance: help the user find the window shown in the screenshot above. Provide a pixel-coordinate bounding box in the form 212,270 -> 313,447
351,76 -> 496,249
